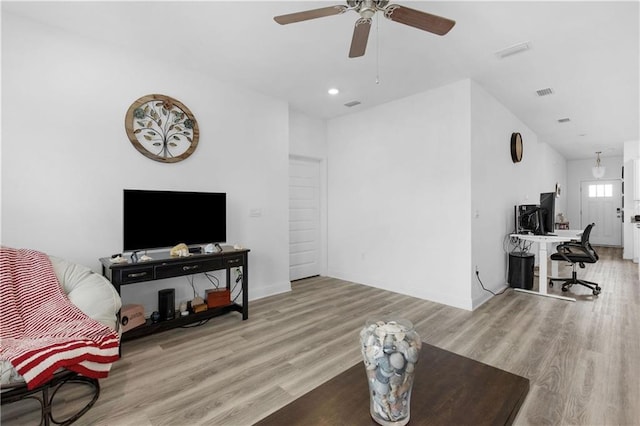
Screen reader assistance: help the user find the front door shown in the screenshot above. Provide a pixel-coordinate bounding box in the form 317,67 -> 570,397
580,180 -> 622,246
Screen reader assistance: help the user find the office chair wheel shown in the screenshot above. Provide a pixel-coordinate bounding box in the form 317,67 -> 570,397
561,286 -> 569,292
593,289 -> 600,296
596,286 -> 602,291
549,280 -> 554,287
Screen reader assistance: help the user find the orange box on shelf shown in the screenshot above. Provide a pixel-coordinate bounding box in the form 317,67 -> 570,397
205,288 -> 231,308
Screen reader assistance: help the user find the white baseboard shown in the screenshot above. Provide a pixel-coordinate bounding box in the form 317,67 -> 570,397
249,280 -> 291,301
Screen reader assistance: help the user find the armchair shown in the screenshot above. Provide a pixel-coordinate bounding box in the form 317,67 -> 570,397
1,248 -> 121,425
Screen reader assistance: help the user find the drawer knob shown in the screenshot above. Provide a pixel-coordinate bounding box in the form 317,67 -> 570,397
183,265 -> 199,271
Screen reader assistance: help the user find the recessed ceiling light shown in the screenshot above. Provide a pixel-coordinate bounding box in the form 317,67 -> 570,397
328,88 -> 339,95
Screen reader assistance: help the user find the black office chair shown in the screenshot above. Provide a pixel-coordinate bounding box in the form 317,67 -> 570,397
549,223 -> 601,296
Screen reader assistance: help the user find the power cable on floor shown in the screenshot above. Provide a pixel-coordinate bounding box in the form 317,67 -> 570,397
475,270 -> 508,296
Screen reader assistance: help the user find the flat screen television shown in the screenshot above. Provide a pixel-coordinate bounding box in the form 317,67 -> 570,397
123,189 -> 226,252
539,192 -> 556,235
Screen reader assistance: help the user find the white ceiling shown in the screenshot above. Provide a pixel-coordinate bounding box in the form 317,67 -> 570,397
4,1 -> 639,160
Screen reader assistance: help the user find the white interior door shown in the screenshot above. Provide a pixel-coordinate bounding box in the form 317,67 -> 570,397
580,180 -> 622,246
289,157 -> 320,281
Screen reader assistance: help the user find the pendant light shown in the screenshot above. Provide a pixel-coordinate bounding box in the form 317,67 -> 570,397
591,151 -> 606,179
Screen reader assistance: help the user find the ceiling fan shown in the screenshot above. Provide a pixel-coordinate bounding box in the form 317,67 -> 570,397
273,0 -> 456,58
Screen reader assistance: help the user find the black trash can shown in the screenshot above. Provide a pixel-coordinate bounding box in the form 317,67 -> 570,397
508,251 -> 535,289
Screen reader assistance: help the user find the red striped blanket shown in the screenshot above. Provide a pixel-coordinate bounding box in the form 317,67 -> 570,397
0,247 -> 120,390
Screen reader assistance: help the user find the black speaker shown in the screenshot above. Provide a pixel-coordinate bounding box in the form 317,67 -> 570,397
158,289 -> 175,321
508,252 -> 535,290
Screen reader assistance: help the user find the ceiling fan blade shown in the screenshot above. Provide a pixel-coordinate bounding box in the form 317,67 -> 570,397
384,4 -> 455,36
274,5 -> 347,25
349,18 -> 372,58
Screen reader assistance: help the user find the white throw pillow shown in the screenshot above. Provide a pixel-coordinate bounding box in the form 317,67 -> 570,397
49,256 -> 122,331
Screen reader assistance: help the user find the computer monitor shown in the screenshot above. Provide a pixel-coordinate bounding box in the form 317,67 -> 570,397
516,204 -> 542,234
539,192 -> 556,235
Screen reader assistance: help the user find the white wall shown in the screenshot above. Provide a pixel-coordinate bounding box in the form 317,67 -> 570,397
327,80 -> 474,310
289,109 -> 327,160
566,156 -> 623,231
326,79 -> 568,311
1,13 -> 291,314
469,81 -> 567,308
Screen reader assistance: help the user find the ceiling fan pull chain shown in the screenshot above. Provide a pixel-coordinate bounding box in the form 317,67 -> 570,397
376,13 -> 380,85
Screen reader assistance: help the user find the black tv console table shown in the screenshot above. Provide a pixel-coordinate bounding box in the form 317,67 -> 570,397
99,247 -> 249,342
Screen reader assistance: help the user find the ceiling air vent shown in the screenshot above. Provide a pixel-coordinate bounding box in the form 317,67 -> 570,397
536,88 -> 554,97
344,100 -> 361,108
495,42 -> 531,59
558,118 -> 571,123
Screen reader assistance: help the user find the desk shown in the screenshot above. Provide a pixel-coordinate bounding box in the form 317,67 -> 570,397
255,342 -> 529,426
510,230 -> 582,302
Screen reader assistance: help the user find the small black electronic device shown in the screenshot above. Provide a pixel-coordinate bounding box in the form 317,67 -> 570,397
188,246 -> 202,254
158,289 -> 175,321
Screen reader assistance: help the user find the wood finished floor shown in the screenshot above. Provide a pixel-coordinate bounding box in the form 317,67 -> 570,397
2,247 -> 638,425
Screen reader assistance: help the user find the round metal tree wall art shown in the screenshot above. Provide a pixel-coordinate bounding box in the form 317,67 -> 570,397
125,94 -> 199,163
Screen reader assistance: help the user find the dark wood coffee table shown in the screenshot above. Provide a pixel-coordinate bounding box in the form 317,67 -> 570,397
255,342 -> 529,426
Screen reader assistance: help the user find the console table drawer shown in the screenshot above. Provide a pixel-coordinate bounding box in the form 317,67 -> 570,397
117,266 -> 154,284
223,255 -> 244,267
155,258 -> 223,279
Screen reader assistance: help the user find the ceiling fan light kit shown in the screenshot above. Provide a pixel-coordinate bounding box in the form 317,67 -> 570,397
274,0 -> 455,58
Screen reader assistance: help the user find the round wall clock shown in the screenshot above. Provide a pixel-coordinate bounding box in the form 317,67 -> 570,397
510,132 -> 523,163
125,94 -> 199,163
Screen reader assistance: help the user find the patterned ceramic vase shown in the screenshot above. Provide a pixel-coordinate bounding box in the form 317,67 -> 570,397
360,318 -> 421,426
